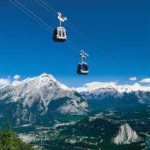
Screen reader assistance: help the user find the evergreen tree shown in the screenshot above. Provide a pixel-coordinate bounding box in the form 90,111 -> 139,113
0,126 -> 34,150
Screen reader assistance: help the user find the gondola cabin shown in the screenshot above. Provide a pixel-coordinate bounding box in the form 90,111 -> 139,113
53,26 -> 67,42
77,50 -> 89,75
77,63 -> 89,75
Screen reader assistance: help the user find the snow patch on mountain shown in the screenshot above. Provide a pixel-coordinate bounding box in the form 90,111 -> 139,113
113,123 -> 140,145
76,82 -> 117,92
75,82 -> 122,101
76,82 -> 150,94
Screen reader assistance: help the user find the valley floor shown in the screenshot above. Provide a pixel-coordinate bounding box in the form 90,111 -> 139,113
13,104 -> 150,150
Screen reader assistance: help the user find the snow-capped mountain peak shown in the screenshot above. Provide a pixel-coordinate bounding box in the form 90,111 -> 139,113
0,74 -> 88,125
76,81 -> 150,93
13,73 -> 69,91
76,82 -> 117,92
75,81 -> 150,104
7,73 -> 71,107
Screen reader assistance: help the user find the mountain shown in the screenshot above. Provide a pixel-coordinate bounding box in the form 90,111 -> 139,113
113,123 -> 140,145
76,82 -> 150,104
0,74 -> 88,126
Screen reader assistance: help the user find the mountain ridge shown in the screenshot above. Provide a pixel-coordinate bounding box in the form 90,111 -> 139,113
0,73 -> 88,126
75,82 -> 150,104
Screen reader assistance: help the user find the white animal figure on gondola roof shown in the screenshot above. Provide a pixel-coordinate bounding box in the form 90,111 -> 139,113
77,50 -> 89,75
80,50 -> 89,63
57,12 -> 67,26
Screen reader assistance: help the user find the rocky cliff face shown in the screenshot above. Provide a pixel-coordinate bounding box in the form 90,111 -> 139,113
113,123 -> 140,145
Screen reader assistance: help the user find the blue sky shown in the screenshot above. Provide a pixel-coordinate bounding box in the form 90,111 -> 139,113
0,0 -> 150,86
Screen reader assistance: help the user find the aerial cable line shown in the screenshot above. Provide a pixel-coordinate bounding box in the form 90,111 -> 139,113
34,0 -> 90,46
10,0 -> 88,74
81,35 -> 134,75
10,0 -> 53,32
10,0 -> 79,52
34,0 -> 96,51
66,40 -> 80,51
34,0 -> 133,74
38,1 -> 134,75
12,0 -> 53,31
14,0 -> 133,75
11,0 -> 133,75
10,0 -> 50,32
35,0 -> 56,17
37,0 -> 57,16
34,0 -> 87,41
29,0 -> 133,76
34,1 -> 80,50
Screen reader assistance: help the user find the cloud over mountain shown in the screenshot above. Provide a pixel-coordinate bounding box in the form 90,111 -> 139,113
129,76 -> 137,81
0,78 -> 10,87
140,78 -> 150,84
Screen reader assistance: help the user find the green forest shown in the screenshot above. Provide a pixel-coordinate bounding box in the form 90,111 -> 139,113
0,126 -> 34,150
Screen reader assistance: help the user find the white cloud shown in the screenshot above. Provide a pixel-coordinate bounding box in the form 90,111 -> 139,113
0,75 -> 21,87
0,78 -> 10,87
119,83 -> 150,92
13,75 -> 21,80
129,77 -> 137,81
140,78 -> 150,84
